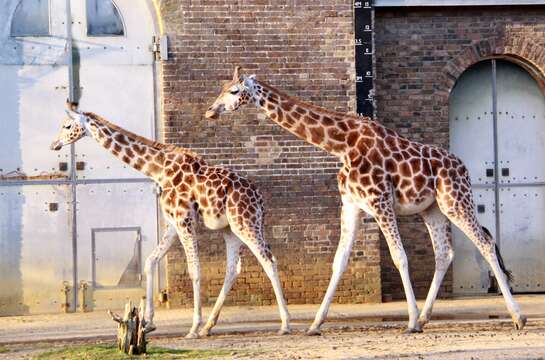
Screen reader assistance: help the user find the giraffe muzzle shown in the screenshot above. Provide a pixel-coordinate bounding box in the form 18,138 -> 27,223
50,140 -> 62,151
205,108 -> 219,120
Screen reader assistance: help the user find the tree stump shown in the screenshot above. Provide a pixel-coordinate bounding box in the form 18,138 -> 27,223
108,298 -> 152,355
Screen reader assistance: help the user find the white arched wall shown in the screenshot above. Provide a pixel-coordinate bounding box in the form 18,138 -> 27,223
0,0 -> 165,315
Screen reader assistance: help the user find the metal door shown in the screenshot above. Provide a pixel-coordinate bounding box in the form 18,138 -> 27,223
496,61 -> 545,292
77,182 -> 158,311
449,61 -> 496,295
449,59 -> 545,294
0,0 -> 160,314
67,0 -> 159,311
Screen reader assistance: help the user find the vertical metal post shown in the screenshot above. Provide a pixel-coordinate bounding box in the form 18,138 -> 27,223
65,0 -> 78,311
66,0 -> 74,103
152,41 -> 162,291
491,60 -> 501,246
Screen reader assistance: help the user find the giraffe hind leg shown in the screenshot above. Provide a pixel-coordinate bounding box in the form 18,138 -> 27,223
226,215 -> 291,334
483,226 -> 513,283
439,204 -> 526,330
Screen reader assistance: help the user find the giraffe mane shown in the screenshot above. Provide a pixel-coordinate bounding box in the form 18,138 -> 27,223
83,112 -> 200,158
256,81 -> 371,121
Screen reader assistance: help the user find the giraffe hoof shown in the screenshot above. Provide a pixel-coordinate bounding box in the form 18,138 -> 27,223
415,319 -> 428,331
185,332 -> 200,339
143,323 -> 157,334
198,328 -> 211,337
514,315 -> 527,330
403,327 -> 423,334
277,327 -> 291,336
305,327 -> 322,336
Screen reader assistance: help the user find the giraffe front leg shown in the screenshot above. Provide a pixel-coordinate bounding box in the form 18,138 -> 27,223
177,217 -> 202,339
143,224 -> 177,332
307,198 -> 361,336
199,230 -> 242,337
416,204 -> 453,331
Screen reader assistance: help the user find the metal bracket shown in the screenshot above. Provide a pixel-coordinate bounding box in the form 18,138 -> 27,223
152,35 -> 168,61
159,289 -> 168,305
78,280 -> 92,312
60,281 -> 72,313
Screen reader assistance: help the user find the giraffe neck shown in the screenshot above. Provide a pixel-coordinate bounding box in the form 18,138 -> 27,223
83,112 -> 172,184
251,80 -> 367,157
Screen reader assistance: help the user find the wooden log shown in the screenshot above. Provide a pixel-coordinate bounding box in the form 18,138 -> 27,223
108,297 -> 151,355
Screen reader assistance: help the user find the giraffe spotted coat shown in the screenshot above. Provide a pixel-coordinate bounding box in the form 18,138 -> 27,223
50,108 -> 291,338
206,66 -> 526,335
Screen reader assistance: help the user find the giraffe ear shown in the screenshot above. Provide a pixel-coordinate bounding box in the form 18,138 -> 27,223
233,66 -> 242,81
65,108 -> 82,120
65,109 -> 76,120
65,99 -> 79,112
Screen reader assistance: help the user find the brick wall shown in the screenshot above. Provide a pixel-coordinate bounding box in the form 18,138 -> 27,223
374,6 -> 545,300
159,2 -> 545,306
159,0 -> 382,307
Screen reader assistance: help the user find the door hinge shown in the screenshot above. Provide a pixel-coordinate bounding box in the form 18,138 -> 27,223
152,35 -> 168,61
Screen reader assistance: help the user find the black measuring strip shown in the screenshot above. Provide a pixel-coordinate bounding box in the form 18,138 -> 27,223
354,0 -> 374,117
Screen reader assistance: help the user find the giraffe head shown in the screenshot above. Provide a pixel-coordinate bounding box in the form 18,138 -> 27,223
205,66 -> 257,119
50,103 -> 89,151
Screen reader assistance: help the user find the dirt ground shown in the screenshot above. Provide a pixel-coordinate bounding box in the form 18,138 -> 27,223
3,297 -> 545,359
3,318 -> 545,359
134,319 -> 545,359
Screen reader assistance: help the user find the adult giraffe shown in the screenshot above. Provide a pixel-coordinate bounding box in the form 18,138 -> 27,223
50,104 -> 291,337
205,67 -> 526,335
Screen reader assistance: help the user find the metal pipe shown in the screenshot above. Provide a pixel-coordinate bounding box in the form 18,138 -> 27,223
0,177 -> 153,187
491,59 -> 501,246
65,0 -> 78,312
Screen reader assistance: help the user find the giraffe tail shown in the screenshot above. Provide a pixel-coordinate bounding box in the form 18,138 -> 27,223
482,226 -> 514,284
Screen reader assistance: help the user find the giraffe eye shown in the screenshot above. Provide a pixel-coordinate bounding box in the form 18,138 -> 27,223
63,124 -> 72,129
230,89 -> 240,95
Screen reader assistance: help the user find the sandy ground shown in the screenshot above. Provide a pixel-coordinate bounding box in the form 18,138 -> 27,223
3,318 -> 545,359
2,295 -> 545,359
153,319 -> 545,360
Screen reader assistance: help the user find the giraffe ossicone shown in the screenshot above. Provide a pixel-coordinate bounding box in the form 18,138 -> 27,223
51,103 -> 291,337
206,66 -> 526,334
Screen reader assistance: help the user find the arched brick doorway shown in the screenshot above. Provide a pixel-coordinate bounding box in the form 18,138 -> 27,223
449,57 -> 545,295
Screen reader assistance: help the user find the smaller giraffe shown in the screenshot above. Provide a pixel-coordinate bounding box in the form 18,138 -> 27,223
50,103 -> 291,337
